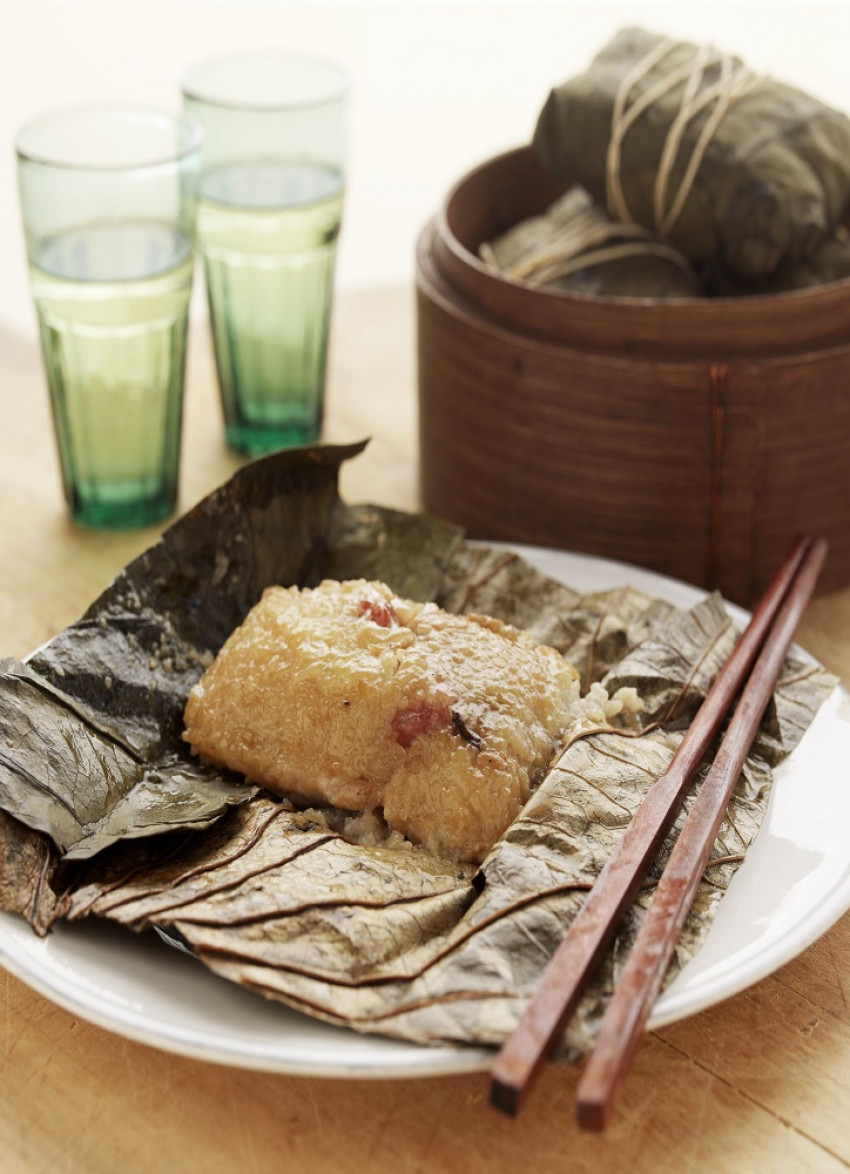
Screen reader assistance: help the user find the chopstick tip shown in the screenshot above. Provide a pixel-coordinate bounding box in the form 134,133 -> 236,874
489,1076 -> 521,1117
576,1093 -> 610,1132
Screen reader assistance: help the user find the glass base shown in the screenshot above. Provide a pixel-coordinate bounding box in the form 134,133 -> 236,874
225,420 -> 321,458
68,487 -> 176,531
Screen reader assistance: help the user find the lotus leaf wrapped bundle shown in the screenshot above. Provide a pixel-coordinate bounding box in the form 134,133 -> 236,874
533,27 -> 850,282
480,186 -> 702,298
704,225 -> 850,295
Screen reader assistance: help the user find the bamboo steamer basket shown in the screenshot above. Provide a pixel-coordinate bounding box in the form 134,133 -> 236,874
416,146 -> 850,607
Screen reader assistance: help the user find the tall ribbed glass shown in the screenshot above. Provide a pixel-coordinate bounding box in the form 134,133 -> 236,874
183,54 -> 348,456
16,107 -> 202,529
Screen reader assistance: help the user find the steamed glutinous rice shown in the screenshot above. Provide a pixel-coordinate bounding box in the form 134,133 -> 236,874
183,578 -> 635,863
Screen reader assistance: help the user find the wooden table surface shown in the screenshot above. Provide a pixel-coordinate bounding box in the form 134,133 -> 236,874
1,287 -> 850,1173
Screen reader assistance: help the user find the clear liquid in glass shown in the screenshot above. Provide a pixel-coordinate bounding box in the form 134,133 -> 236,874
31,221 -> 193,529
196,161 -> 344,457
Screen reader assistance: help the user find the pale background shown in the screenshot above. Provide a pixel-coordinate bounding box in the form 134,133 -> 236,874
1,0 -> 849,339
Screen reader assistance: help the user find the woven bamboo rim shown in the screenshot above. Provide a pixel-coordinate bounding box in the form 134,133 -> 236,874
435,146 -> 850,358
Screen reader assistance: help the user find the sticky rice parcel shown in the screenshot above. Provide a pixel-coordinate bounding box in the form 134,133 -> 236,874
183,578 -> 630,863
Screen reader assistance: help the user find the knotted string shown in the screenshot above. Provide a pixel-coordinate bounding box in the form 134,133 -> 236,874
482,198 -> 696,286
606,38 -> 761,237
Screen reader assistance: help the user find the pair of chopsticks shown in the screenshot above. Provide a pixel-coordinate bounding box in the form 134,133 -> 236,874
490,534 -> 827,1129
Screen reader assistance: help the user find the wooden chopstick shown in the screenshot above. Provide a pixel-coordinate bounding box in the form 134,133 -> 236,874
575,535 -> 828,1130
490,534 -> 816,1118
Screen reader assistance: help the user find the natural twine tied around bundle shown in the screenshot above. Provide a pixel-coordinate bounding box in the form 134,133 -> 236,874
479,189 -> 697,285
483,37 -> 762,288
606,37 -> 762,237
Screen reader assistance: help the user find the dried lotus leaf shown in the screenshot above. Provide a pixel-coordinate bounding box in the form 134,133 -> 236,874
39,566 -> 840,1055
438,543 -> 676,687
705,226 -> 850,295
0,442 -> 463,860
0,657 -> 248,859
481,185 -> 701,299
324,500 -> 465,601
0,446 -> 837,1061
138,723 -> 773,1055
0,810 -> 65,935
534,27 -> 850,280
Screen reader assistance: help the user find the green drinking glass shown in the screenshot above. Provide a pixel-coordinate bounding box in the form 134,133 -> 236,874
182,53 -> 348,457
16,107 -> 202,530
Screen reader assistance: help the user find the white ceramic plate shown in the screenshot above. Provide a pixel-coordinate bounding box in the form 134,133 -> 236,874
1,547 -> 848,1077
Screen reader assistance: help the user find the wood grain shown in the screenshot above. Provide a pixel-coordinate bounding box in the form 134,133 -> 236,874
1,288 -> 850,1173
